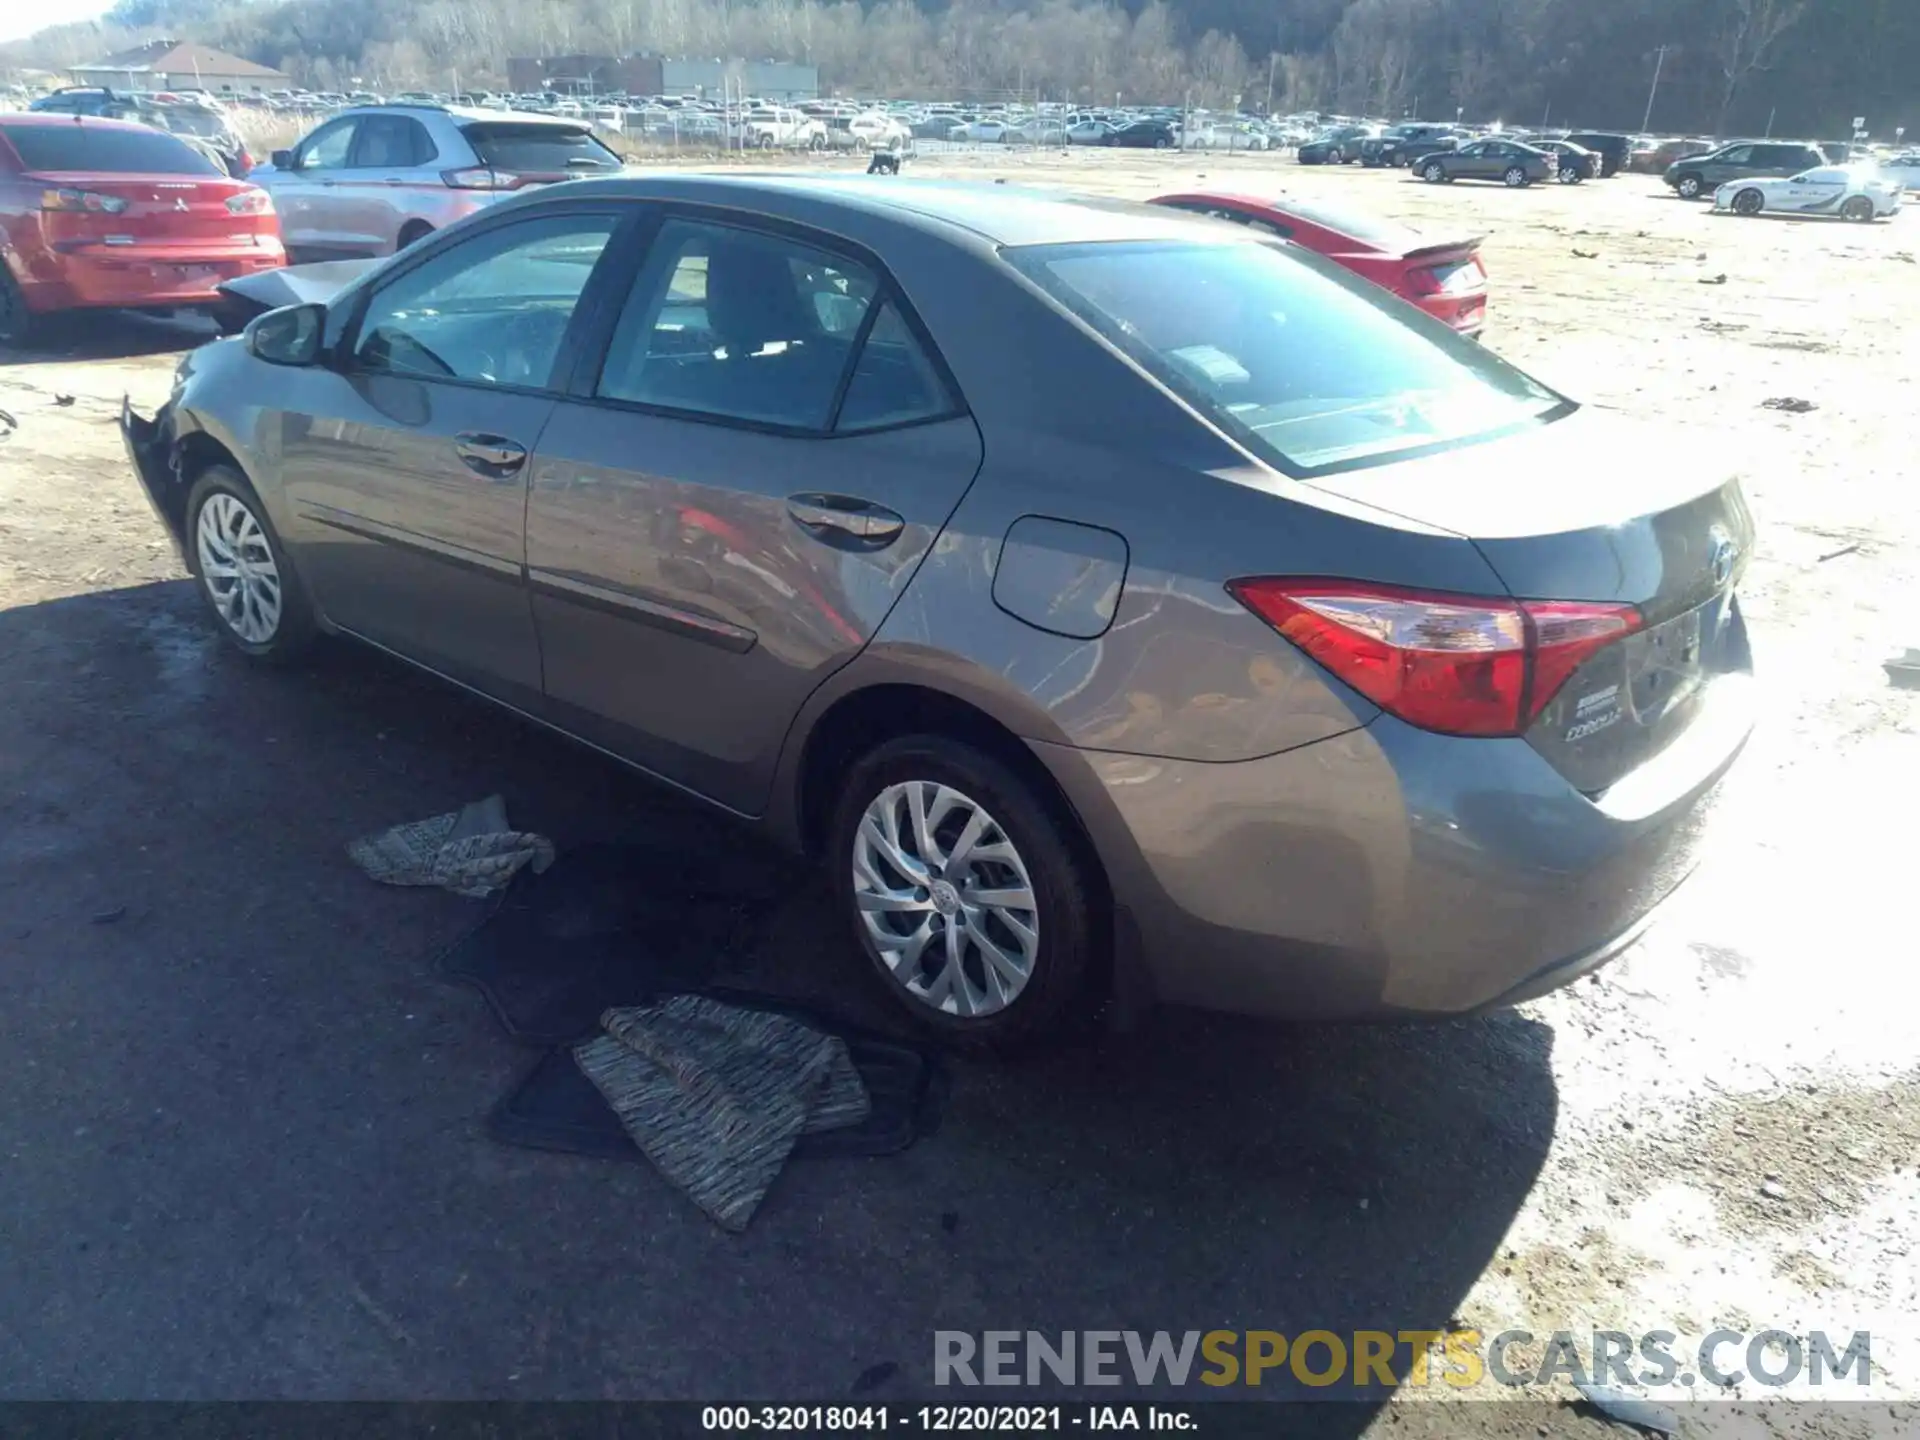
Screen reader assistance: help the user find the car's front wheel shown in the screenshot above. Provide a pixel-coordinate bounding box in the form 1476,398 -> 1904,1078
1423,161 -> 1447,182
1675,173 -> 1704,199
830,735 -> 1099,1049
186,467 -> 316,663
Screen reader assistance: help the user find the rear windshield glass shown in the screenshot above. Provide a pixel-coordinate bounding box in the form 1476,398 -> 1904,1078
146,108 -> 233,141
459,123 -> 622,174
1269,197 -> 1429,252
1010,238 -> 1567,475
1,123 -> 220,175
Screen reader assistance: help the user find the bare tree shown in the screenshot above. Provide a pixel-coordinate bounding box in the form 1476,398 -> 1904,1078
1716,0 -> 1808,133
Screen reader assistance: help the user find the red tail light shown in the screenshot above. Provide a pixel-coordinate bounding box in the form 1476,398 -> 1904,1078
1405,267 -> 1444,297
442,166 -> 521,190
41,188 -> 128,214
1227,579 -> 1641,737
225,189 -> 274,215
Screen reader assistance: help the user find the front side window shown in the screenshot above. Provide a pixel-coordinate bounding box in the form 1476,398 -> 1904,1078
298,119 -> 357,170
1011,237 -> 1567,475
1718,145 -> 1754,164
351,214 -> 619,388
597,218 -> 880,430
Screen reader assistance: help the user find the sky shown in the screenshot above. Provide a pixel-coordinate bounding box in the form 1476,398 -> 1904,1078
1,0 -> 117,45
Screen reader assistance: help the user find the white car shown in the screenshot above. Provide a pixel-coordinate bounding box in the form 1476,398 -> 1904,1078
1881,153 -> 1920,192
847,111 -> 910,147
1065,119 -> 1115,145
948,119 -> 1019,144
1713,165 -> 1903,221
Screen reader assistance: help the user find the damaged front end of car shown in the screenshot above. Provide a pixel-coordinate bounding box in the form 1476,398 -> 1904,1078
120,393 -> 189,566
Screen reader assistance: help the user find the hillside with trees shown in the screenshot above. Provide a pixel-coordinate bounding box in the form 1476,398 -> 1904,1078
6,0 -> 1915,140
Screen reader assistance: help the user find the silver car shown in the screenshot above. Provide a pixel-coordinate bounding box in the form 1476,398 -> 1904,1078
252,104 -> 623,260
123,177 -> 1755,1046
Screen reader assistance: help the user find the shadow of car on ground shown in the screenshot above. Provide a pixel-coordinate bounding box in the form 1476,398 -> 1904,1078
0,577 -> 1558,1413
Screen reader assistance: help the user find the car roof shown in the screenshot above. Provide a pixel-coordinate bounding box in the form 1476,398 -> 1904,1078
339,103 -> 590,127
529,174 -> 1226,248
0,112 -> 153,132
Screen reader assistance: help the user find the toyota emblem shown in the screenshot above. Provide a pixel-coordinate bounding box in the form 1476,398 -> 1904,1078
1707,525 -> 1738,587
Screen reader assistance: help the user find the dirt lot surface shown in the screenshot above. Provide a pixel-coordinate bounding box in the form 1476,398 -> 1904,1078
2,150 -> 1916,1431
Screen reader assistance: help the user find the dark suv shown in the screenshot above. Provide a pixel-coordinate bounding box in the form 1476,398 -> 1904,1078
1361,123 -> 1457,168
1665,141 -> 1828,199
1564,131 -> 1632,177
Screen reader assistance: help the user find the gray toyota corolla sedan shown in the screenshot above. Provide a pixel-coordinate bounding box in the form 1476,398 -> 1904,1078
123,175 -> 1754,1046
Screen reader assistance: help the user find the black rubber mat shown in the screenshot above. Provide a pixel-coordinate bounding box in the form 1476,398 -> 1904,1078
436,841 -> 788,1047
437,842 -> 943,1159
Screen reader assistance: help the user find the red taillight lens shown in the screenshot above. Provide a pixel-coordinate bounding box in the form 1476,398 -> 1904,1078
441,166 -> 519,190
225,189 -> 273,215
40,187 -> 128,214
1405,267 -> 1444,297
1227,579 -> 1641,738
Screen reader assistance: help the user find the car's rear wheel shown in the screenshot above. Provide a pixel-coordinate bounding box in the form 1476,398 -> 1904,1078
1842,195 -> 1877,222
1676,173 -> 1704,199
1423,160 -> 1447,182
1732,188 -> 1765,216
1558,165 -> 1583,184
186,467 -> 316,664
0,266 -> 45,348
1504,165 -> 1530,187
830,735 -> 1099,1049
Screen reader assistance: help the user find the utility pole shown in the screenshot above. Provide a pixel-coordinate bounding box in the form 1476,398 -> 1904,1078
1265,52 -> 1276,116
1642,45 -> 1668,134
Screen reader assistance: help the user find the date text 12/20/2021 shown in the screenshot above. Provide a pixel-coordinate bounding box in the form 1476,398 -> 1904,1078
702,1406 -> 1197,1431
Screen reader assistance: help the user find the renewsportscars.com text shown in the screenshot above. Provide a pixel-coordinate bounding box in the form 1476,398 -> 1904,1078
933,1329 -> 1872,1391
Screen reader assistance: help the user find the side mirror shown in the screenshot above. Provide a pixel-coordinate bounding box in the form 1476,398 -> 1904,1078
246,303 -> 326,367
270,148 -> 293,169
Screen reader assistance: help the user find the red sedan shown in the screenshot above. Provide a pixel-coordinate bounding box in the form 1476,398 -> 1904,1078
1150,189 -> 1490,337
0,114 -> 284,346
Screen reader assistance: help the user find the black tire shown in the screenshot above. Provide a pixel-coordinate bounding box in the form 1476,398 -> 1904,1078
1362,154 -> 1381,168
396,220 -> 434,251
1675,173 -> 1704,200
183,466 -> 318,664
1732,188 -> 1765,216
1558,166 -> 1583,184
0,264 -> 45,348
1423,160 -> 1447,183
1503,165 -> 1530,188
1326,147 -> 1344,165
1152,136 -> 1170,150
829,734 -> 1101,1049
1842,195 -> 1876,222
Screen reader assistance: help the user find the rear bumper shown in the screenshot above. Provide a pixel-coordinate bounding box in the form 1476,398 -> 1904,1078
1034,677 -> 1754,1021
24,242 -> 286,313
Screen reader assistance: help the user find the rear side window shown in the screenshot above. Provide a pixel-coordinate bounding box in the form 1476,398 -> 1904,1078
459,123 -> 621,175
0,123 -> 219,176
835,301 -> 952,433
352,114 -> 434,167
1011,237 -> 1565,476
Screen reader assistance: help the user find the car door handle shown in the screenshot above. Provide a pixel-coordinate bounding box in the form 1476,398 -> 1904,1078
455,433 -> 528,477
786,493 -> 905,544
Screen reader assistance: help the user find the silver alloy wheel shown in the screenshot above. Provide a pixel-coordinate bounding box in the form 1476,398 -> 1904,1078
852,780 -> 1039,1018
195,492 -> 282,644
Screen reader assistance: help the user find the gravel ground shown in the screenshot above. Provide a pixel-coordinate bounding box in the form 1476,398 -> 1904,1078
0,151 -> 1915,1431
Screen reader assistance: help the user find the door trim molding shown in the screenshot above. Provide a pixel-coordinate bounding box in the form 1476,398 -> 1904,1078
528,565 -> 758,653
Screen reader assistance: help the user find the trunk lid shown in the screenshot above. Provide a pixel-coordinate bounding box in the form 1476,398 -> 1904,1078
30,171 -> 258,246
1302,408 -> 1755,792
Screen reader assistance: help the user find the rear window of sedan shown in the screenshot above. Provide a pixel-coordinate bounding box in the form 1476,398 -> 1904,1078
459,122 -> 622,174
0,123 -> 221,175
1010,237 -> 1567,475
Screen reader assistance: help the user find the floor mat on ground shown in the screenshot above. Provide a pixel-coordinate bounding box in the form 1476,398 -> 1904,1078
437,842 -> 942,1161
